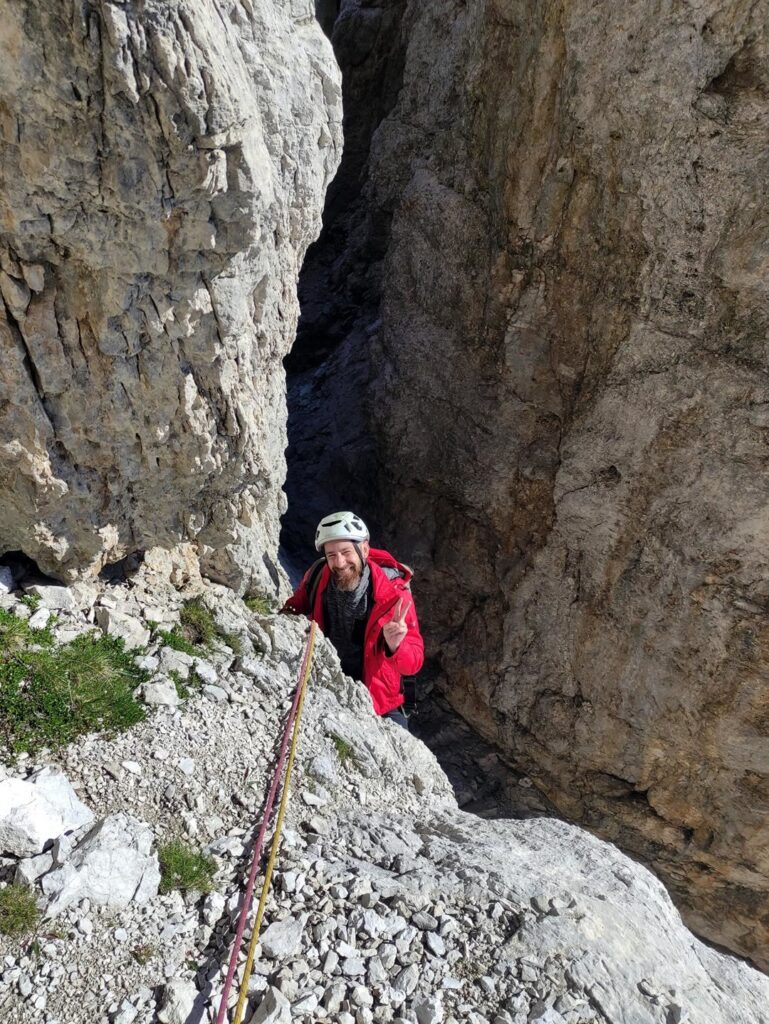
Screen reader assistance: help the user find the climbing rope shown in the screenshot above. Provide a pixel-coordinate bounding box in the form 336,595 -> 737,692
214,620 -> 317,1024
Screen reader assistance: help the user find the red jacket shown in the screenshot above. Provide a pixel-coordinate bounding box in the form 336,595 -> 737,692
282,548 -> 424,715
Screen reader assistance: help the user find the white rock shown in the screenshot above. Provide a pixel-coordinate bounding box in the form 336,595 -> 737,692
203,684 -> 228,701
529,1011 -> 565,1024
157,979 -> 199,1024
292,992 -> 319,1014
0,769 -> 94,857
25,585 -> 77,612
235,656 -> 269,681
159,648 -> 195,678
94,607 -> 150,650
192,658 -> 219,686
414,995 -> 444,1024
202,891 -> 226,927
260,914 -> 308,959
28,607 -> 51,630
113,998 -> 139,1024
14,850 -> 54,886
42,813 -> 160,915
142,679 -> 180,707
249,986 -> 291,1024
177,758 -> 195,777
0,566 -> 14,594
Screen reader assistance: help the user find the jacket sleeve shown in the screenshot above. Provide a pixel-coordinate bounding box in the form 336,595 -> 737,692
391,593 -> 424,676
280,572 -> 311,616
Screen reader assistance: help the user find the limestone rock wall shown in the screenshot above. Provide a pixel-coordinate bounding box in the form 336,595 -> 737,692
293,0 -> 769,967
0,0 -> 341,591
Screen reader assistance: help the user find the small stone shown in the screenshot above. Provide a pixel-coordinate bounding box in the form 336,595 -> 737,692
157,979 -> 199,1024
177,758 -> 195,776
260,915 -> 308,959
393,964 -> 419,995
193,659 -> 219,686
0,566 -> 15,594
202,891 -> 225,927
342,958 -> 366,977
15,850 -> 54,887
21,263 -> 45,292
415,996 -> 444,1024
142,679 -> 180,707
301,790 -> 327,807
113,997 -> 139,1024
412,911 -> 438,931
529,1010 -> 566,1024
28,607 -> 51,630
159,648 -> 194,678
251,985 -> 291,1024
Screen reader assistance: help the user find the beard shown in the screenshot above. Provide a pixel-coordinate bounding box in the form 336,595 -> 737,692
331,565 -> 362,592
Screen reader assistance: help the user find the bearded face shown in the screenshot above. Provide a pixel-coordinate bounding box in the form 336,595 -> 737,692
323,539 -> 369,591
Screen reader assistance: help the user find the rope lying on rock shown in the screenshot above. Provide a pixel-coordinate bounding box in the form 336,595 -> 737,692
215,620 -> 318,1024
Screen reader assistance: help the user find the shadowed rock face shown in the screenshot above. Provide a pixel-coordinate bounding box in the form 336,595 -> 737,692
0,0 -> 341,592
289,0 -> 769,967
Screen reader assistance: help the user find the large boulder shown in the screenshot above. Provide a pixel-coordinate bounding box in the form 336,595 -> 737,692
41,813 -> 160,915
0,768 -> 94,857
0,0 -> 341,593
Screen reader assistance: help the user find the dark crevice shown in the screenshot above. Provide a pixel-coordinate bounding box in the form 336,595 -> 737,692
281,1 -> 410,570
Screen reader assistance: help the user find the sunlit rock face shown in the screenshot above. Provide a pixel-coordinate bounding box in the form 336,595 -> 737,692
291,0 -> 769,967
0,0 -> 341,593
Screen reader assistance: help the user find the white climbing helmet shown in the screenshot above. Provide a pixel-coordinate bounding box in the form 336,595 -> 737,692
315,511 -> 369,551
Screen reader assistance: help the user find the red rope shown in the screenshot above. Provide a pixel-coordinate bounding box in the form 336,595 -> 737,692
214,622 -> 316,1024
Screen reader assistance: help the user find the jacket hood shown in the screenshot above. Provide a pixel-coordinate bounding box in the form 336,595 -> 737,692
367,547 -> 414,585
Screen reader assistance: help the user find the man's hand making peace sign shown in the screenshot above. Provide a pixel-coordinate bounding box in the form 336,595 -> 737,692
383,597 -> 410,654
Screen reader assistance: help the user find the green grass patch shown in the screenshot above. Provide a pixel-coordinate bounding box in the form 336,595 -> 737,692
0,885 -> 39,937
156,627 -> 198,657
169,668 -> 203,702
0,610 -> 147,755
158,840 -> 217,895
153,599 -> 240,657
331,735 -> 354,765
218,630 -> 243,656
244,594 -> 274,615
178,599 -> 217,647
20,594 -> 41,612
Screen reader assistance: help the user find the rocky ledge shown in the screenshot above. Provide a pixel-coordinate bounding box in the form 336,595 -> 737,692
0,559 -> 767,1024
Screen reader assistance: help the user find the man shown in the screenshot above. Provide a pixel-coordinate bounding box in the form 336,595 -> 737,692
282,511 -> 423,729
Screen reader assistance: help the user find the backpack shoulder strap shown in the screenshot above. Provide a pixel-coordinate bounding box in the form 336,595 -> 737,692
306,557 -> 327,611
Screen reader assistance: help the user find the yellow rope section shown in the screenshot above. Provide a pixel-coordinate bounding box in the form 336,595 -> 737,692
232,620 -> 317,1024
